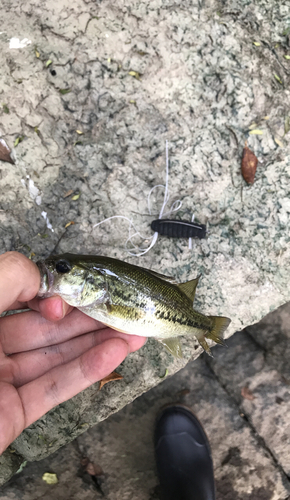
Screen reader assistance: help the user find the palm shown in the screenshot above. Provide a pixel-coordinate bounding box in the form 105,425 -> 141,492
0,253 -> 145,455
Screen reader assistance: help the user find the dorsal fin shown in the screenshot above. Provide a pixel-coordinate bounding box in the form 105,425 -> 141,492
146,269 -> 177,284
177,275 -> 200,302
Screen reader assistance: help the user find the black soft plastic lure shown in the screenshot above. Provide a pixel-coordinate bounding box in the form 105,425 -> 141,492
151,219 -> 206,239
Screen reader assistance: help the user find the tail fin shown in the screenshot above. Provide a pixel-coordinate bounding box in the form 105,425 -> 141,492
206,316 -> 231,346
198,316 -> 231,357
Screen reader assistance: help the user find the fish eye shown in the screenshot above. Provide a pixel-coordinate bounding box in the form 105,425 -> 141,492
55,259 -> 72,274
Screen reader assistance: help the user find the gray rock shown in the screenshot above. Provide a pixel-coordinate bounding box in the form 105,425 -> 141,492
1,343 -> 290,499
0,0 -> 290,484
208,303 -> 290,478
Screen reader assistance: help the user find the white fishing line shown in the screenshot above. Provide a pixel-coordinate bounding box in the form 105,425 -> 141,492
93,141 -> 194,256
188,214 -> 195,251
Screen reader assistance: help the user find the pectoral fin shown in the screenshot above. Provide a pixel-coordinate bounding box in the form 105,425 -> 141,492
177,275 -> 200,302
157,338 -> 183,358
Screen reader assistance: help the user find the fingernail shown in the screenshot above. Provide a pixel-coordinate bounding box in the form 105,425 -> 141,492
62,300 -> 69,318
53,298 -> 64,320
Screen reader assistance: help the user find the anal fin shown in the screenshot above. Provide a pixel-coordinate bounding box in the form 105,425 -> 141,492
198,337 -> 213,357
157,338 -> 183,358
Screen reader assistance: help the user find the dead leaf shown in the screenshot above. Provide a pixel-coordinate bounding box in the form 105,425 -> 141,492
65,221 -> 75,228
274,73 -> 282,84
76,130 -> 83,135
284,116 -> 290,135
241,144 -> 258,184
86,462 -> 104,476
63,189 -> 74,198
71,193 -> 80,201
160,368 -> 169,379
249,129 -> 263,135
241,386 -> 255,400
275,137 -> 284,148
14,136 -> 24,147
59,88 -> 71,95
99,371 -> 123,390
248,122 -> 258,130
128,70 -> 141,80
0,138 -> 14,164
176,388 -> 190,397
42,472 -> 58,484
81,457 -> 104,476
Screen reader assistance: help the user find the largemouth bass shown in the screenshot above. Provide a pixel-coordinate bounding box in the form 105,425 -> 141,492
36,254 -> 231,357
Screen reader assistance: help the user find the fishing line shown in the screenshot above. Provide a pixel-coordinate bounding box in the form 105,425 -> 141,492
93,141 -> 193,256
188,214 -> 195,251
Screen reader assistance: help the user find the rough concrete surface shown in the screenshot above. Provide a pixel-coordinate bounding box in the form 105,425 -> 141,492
1,304 -> 290,499
0,0 -> 290,486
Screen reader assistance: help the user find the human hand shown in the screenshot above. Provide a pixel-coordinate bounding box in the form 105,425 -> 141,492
0,251 -> 146,455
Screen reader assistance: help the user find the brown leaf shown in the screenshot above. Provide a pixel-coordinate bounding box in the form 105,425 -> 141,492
99,371 -> 123,390
63,189 -> 74,198
0,138 -> 14,164
241,386 -> 255,400
86,462 -> 104,476
241,144 -> 258,184
176,388 -> 190,397
81,457 -> 104,477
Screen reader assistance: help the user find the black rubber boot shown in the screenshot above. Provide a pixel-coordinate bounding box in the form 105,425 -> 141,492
154,405 -> 215,500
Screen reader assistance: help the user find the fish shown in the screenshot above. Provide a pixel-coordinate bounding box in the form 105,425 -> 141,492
36,253 -> 231,357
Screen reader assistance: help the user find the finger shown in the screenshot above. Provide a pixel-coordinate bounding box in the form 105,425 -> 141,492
28,296 -> 73,321
0,308 -> 106,354
18,338 -> 129,428
6,330 -> 146,387
3,302 -> 29,312
0,252 -> 40,314
0,382 -> 25,454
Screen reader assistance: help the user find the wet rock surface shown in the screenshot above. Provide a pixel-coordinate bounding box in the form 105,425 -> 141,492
0,0 -> 290,487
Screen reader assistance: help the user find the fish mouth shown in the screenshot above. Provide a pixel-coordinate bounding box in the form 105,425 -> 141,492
36,261 -> 55,297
